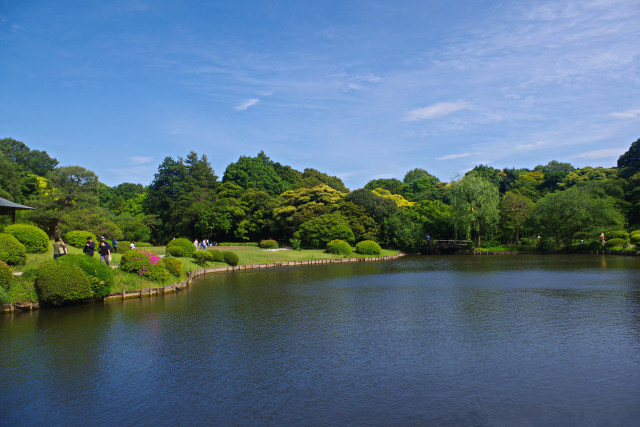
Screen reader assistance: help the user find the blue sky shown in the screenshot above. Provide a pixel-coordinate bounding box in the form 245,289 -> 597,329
1,0 -> 639,189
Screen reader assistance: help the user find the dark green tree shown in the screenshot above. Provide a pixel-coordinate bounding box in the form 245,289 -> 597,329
617,138 -> 640,178
363,178 -> 404,195
530,186 -> 625,244
223,151 -> 288,196
0,138 -> 58,176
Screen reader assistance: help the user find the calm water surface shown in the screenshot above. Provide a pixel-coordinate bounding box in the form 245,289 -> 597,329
2,255 -> 640,426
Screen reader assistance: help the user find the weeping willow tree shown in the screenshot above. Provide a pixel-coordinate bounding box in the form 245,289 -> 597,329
449,174 -> 500,247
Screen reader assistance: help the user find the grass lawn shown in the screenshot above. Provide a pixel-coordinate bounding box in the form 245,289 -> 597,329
3,242 -> 399,305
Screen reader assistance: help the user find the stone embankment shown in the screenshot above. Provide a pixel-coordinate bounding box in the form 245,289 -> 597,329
2,254 -> 404,312
470,249 -> 638,255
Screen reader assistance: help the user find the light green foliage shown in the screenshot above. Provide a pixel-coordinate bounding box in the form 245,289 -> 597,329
259,239 -> 279,249
562,167 -> 611,188
355,240 -> 381,255
606,230 -> 629,240
371,188 -> 415,207
449,174 -> 500,247
120,250 -> 169,282
3,223 -> 49,253
0,260 -> 13,290
166,238 -> 196,257
300,168 -> 349,192
206,248 -> 225,262
512,171 -> 545,201
193,250 -> 214,266
64,230 -> 97,248
57,254 -> 114,298
35,261 -> 93,305
530,186 -> 626,244
605,238 -> 627,248
534,161 -> 575,192
222,251 -> 239,266
274,184 -> 347,238
289,238 -> 302,250
338,201 -> 379,242
403,168 -> 441,202
162,257 -> 183,277
364,178 -> 404,195
167,246 -> 185,257
294,213 -> 355,249
0,233 -> 27,265
325,239 -> 352,256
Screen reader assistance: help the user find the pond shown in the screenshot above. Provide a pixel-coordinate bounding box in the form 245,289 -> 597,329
2,255 -> 640,425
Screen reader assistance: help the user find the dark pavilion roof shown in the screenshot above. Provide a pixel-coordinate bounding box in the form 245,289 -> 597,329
0,197 -> 35,215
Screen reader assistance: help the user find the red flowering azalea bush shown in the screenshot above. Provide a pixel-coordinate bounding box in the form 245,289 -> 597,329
120,250 -> 169,282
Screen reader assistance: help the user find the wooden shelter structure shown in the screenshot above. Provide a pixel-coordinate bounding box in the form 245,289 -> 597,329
0,197 -> 35,224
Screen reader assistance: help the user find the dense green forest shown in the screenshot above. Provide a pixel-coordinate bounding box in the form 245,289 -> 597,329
2,137 -> 640,252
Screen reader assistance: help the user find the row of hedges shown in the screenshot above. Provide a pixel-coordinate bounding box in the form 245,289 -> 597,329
193,249 -> 239,267
325,240 -> 382,256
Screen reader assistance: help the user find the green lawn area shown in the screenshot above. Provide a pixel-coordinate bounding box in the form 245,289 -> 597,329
3,243 -> 399,305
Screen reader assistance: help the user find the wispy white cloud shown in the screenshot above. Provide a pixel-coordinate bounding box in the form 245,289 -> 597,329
129,156 -> 154,164
571,148 -> 626,160
235,98 -> 260,111
437,152 -> 477,161
608,109 -> 640,119
404,101 -> 472,122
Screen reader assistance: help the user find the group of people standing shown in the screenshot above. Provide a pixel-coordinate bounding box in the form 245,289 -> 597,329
193,239 -> 216,250
52,235 -> 128,268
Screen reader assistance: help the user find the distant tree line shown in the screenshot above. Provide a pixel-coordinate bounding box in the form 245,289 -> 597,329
2,137 -> 640,252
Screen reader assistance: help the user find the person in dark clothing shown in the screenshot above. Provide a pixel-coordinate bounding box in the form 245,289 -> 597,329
83,237 -> 96,256
98,236 -> 112,266
112,238 -> 118,253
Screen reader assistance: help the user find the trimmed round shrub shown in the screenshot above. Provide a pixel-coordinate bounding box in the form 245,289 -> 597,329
222,251 -> 239,266
325,239 -> 352,256
3,224 -> 49,253
0,233 -> 27,265
57,254 -> 114,298
35,260 -> 93,305
259,239 -> 279,249
605,238 -> 627,248
193,250 -> 214,266
0,260 -> 13,290
167,246 -> 185,257
120,250 -> 169,282
630,233 -> 640,245
206,248 -> 225,262
64,230 -> 97,248
166,238 -> 196,257
606,230 -> 629,240
355,240 -> 382,255
162,257 -> 183,277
